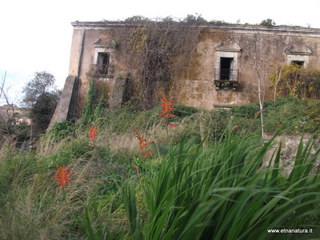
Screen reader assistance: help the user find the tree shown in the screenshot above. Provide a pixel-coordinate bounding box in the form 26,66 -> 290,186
0,71 -> 32,145
246,33 -> 270,138
22,71 -> 57,107
31,92 -> 60,134
22,71 -> 61,135
260,19 -> 276,27
183,14 -> 207,24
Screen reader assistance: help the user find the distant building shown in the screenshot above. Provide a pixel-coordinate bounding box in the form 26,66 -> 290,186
0,105 -> 32,125
50,21 -> 320,126
15,117 -> 32,125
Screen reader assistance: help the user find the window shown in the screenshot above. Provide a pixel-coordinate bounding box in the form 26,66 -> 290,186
96,52 -> 110,75
291,60 -> 304,68
220,57 -> 234,80
214,56 -> 238,91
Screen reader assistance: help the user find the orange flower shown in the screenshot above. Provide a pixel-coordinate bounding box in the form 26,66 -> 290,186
89,126 -> 97,142
144,152 -> 154,158
54,165 -> 71,187
160,96 -> 177,128
134,129 -> 155,157
135,129 -> 154,151
160,96 -> 176,121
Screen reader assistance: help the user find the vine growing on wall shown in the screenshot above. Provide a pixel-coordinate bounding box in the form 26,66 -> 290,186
81,79 -> 96,125
115,18 -> 203,109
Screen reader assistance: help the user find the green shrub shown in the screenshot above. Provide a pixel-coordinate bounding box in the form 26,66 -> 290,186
47,138 -> 93,166
231,103 -> 259,119
171,104 -> 199,119
47,120 -> 75,140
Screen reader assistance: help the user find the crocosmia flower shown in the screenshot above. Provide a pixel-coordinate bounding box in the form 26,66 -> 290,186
144,152 -> 154,158
134,129 -> 155,158
160,96 -> 176,121
54,165 -> 71,187
135,129 -> 154,151
160,96 -> 177,127
89,126 -> 97,142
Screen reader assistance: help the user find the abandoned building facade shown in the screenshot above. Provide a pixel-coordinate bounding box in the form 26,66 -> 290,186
50,21 -> 320,125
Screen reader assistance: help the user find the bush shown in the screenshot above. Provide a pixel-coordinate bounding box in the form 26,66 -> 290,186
171,104 -> 199,119
230,103 -> 259,119
270,64 -> 320,99
47,138 -> 93,166
47,120 -> 76,140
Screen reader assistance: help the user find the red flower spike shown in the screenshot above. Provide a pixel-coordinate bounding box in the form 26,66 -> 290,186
160,96 -> 176,121
54,165 -> 71,187
144,152 -> 154,158
89,127 -> 97,142
134,129 -> 154,152
139,141 -> 155,151
167,123 -> 177,128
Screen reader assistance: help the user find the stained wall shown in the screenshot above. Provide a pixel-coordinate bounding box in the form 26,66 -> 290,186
67,22 -> 320,111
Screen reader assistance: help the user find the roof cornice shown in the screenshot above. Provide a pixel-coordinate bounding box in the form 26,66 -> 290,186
71,21 -> 320,35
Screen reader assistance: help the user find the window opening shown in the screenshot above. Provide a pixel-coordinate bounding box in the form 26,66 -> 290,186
96,52 -> 110,75
214,56 -> 238,91
220,57 -> 234,80
291,61 -> 304,68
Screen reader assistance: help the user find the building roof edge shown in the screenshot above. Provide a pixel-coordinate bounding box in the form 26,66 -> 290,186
71,21 -> 320,34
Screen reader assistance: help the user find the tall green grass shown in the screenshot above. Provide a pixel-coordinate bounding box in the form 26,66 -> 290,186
2,98 -> 320,239
123,133 -> 320,239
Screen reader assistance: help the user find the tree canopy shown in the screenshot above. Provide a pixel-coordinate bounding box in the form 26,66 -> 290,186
22,71 -> 61,135
22,71 -> 57,107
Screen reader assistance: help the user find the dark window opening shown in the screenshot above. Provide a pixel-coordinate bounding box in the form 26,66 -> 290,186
96,52 -> 110,75
291,61 -> 304,67
214,57 -> 238,91
220,57 -> 234,80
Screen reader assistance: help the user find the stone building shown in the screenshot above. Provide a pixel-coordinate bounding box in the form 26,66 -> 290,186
0,105 -> 32,125
50,21 -> 320,126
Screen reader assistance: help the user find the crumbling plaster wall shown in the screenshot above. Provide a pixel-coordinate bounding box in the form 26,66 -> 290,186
68,23 -> 320,113
68,25 -> 134,113
171,27 -> 320,109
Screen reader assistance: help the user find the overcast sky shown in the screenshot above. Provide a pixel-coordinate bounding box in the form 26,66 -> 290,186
0,0 -> 319,105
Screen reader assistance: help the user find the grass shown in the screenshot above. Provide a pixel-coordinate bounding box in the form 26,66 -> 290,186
124,133 -> 320,240
1,97 -> 320,239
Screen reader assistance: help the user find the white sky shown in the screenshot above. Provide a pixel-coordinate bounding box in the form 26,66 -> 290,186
0,0 -> 319,105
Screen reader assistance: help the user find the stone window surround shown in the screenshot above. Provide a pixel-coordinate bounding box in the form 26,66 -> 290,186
285,45 -> 312,67
94,47 -> 113,65
286,55 -> 309,67
215,51 -> 239,82
93,46 -> 114,80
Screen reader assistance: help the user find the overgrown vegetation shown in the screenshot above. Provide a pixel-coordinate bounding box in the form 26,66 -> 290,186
2,14 -> 320,239
124,134 -> 320,240
270,64 -> 320,99
0,71 -> 60,146
1,95 -> 320,239
122,19 -> 201,108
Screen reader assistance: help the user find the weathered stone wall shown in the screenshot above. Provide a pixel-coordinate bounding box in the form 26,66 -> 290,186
170,27 -> 320,109
65,22 -> 320,115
